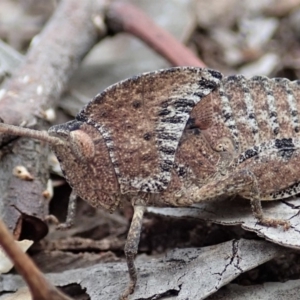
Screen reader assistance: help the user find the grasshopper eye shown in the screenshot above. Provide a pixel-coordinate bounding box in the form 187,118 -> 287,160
69,129 -> 95,160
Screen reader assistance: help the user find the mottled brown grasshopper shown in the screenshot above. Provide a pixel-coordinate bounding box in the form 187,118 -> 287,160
0,67 -> 297,298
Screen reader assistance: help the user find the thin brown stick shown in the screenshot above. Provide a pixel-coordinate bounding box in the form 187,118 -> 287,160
106,1 -> 206,68
0,218 -> 72,300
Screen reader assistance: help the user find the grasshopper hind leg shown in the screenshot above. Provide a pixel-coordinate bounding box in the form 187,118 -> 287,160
187,169 -> 290,229
250,196 -> 290,229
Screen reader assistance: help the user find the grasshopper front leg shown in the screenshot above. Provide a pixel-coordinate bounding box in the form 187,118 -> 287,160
56,190 -> 77,230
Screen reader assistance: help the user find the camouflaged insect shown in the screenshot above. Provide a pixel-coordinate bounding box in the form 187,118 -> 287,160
1,67 -> 299,299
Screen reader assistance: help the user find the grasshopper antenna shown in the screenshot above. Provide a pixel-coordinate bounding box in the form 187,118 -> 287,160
0,123 -> 62,146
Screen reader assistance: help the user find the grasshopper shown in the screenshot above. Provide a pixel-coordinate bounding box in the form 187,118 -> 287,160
0,67 -> 297,298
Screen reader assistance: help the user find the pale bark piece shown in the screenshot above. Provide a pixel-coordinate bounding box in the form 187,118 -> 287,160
0,287 -> 31,300
207,280 -> 300,300
148,196 -> 300,249
0,240 -> 33,274
0,240 -> 284,300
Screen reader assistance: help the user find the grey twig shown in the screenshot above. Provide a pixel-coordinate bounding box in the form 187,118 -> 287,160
0,0 -> 108,236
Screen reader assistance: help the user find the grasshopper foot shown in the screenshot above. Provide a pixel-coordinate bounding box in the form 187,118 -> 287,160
257,217 -> 290,230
